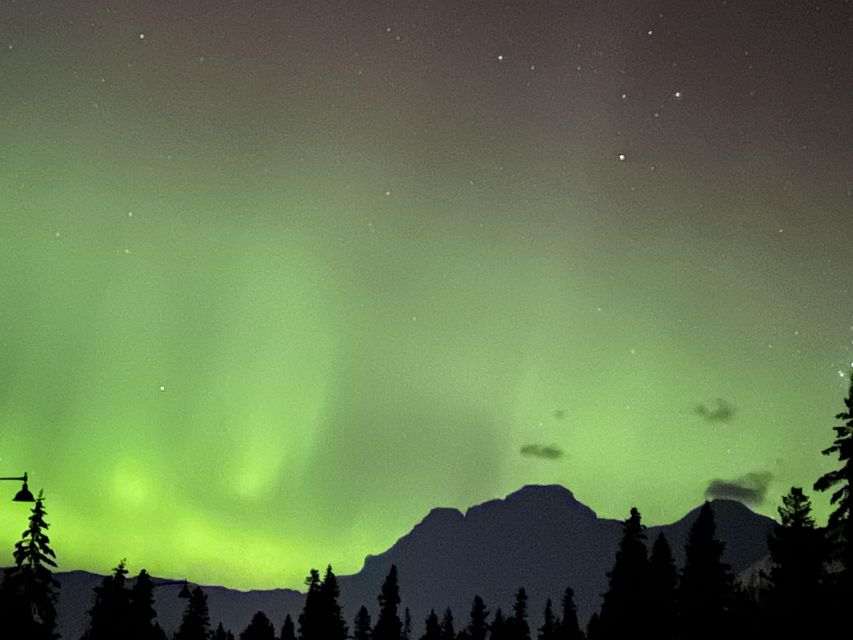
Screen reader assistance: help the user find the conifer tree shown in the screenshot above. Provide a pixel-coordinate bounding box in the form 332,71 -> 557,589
467,595 -> 489,640
420,610 -> 441,640
240,611 -> 276,640
555,588 -> 583,640
174,586 -> 212,640
152,622 -> 169,640
647,533 -> 677,640
596,507 -> 649,639
439,608 -> 455,640
82,559 -> 131,640
353,606 -> 372,640
298,569 -> 322,640
0,491 -> 59,640
404,607 -> 412,640
318,565 -> 348,640
214,623 -> 235,640
129,569 -> 159,640
814,375 -> 853,596
765,487 -> 828,636
490,608 -> 507,640
677,502 -> 732,640
537,599 -> 556,640
280,614 -> 297,640
373,565 -> 403,640
508,587 -> 530,640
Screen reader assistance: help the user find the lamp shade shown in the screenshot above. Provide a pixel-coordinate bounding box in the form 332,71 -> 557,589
13,481 -> 35,502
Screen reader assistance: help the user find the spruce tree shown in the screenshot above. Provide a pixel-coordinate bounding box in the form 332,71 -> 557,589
129,569 -> 158,640
537,599 -> 556,640
214,623 -> 235,640
765,487 -> 828,636
373,564 -> 403,640
467,595 -> 489,640
0,491 -> 59,640
420,610 -> 441,640
404,608 -> 412,640
353,606 -> 372,640
82,559 -> 131,640
508,587 -> 530,640
281,614 -> 297,640
298,569 -> 322,640
814,375 -> 853,598
555,588 -> 583,640
677,502 -> 732,640
318,565 -> 348,640
240,611 -> 276,640
596,507 -> 649,639
439,608 -> 455,640
174,586 -> 212,640
647,533 -> 677,640
490,608 -> 507,640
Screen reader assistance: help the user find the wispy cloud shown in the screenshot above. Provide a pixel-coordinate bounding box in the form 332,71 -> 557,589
520,443 -> 564,460
705,471 -> 773,505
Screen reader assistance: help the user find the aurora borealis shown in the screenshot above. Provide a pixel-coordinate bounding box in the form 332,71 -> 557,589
1,0 -> 852,591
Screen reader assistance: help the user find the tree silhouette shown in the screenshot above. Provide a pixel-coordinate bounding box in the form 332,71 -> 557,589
214,622 -> 236,640
595,507 -> 649,639
765,487 -> 828,636
419,610 -> 441,640
490,608 -> 508,640
466,595 -> 489,640
404,607 -> 412,640
0,491 -> 59,640
647,533 -> 677,640
174,586 -> 212,640
81,559 -> 131,640
677,502 -> 732,640
318,565 -> 348,640
240,611 -> 276,640
555,588 -> 583,640
814,375 -> 853,599
439,608 -> 455,640
128,569 -> 159,640
280,614 -> 296,640
373,564 -> 403,640
298,569 -> 322,640
508,587 -> 530,640
353,606 -> 372,640
537,599 -> 556,640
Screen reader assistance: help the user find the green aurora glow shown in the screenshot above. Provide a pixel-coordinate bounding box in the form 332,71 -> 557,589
1,1 -> 852,590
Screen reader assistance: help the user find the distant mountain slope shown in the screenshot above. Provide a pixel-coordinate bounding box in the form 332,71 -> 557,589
52,485 -> 774,638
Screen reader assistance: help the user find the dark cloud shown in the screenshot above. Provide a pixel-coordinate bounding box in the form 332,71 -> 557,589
693,398 -> 736,423
520,443 -> 564,460
705,471 -> 773,505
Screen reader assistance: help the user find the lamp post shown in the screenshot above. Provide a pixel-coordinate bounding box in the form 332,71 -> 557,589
0,472 -> 35,502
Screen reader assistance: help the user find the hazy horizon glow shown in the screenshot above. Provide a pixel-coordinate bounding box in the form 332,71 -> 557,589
1,0 -> 852,590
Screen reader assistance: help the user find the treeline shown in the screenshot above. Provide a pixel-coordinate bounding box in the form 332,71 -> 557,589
1,377 -> 852,639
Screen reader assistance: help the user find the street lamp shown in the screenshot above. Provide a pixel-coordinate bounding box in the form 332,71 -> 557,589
151,579 -> 192,599
0,472 -> 35,502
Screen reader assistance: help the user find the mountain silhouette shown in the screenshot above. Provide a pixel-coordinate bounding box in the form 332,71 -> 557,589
50,485 -> 773,637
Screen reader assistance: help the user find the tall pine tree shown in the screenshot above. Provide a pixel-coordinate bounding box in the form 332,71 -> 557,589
595,507 -> 649,639
298,569 -> 323,640
0,491 -> 59,640
129,569 -> 159,640
814,374 -> 853,601
280,614 -> 296,640
555,588 -> 583,640
537,599 -> 556,640
647,533 -> 677,640
353,607 -> 372,640
82,560 -> 131,640
765,487 -> 828,636
373,565 -> 403,640
174,586 -> 212,640
508,587 -> 530,640
466,595 -> 489,640
420,610 -> 441,640
439,609 -> 455,640
677,502 -> 732,640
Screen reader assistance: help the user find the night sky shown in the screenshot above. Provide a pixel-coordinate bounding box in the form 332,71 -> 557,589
1,0 -> 852,590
